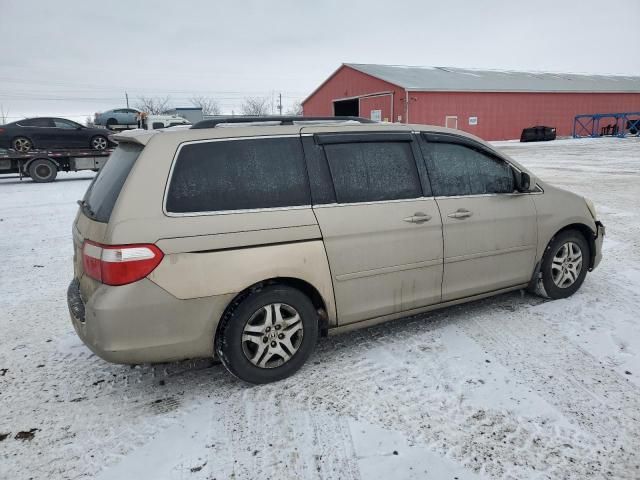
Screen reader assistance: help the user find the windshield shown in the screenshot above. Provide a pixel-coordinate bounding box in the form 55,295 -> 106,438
82,142 -> 143,223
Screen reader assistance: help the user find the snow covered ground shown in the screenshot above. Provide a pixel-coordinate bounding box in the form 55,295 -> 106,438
1,137 -> 639,479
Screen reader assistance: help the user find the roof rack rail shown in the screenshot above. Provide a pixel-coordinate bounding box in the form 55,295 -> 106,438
191,116 -> 375,129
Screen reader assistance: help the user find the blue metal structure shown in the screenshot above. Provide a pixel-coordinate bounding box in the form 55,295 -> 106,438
573,112 -> 640,138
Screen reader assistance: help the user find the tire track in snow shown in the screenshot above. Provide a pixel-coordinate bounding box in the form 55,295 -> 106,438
231,307 -> 613,479
459,297 -> 640,478
215,387 -> 361,480
332,319 -> 605,479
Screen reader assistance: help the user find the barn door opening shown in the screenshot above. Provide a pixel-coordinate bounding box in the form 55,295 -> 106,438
333,98 -> 359,117
445,116 -> 458,129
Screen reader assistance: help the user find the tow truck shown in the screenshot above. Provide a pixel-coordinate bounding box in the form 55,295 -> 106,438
0,114 -> 190,183
0,148 -> 112,183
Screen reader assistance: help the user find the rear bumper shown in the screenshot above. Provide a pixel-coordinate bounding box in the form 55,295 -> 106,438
592,221 -> 605,270
67,277 -> 234,364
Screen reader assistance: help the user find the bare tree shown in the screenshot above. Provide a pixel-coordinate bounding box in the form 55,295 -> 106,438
190,96 -> 221,116
240,97 -> 270,116
135,96 -> 172,115
285,100 -> 303,116
0,105 -> 9,124
85,116 -> 95,127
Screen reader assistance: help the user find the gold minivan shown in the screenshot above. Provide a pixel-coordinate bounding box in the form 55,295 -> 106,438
68,117 -> 604,383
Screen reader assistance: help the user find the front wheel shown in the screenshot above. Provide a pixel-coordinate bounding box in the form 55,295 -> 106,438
539,230 -> 590,299
215,285 -> 319,384
90,135 -> 108,150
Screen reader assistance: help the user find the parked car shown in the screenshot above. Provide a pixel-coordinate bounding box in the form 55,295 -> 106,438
0,117 -> 115,152
94,108 -> 141,128
68,116 -> 604,384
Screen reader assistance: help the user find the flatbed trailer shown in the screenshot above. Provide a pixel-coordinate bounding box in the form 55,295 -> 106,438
0,148 -> 113,182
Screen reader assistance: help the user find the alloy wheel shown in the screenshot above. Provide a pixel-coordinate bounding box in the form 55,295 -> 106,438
13,137 -> 32,152
551,241 -> 583,288
91,137 -> 108,150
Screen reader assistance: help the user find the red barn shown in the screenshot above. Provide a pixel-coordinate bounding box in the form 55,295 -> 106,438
302,63 -> 640,140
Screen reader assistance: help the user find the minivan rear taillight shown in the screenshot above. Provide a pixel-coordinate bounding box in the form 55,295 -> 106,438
82,241 -> 164,286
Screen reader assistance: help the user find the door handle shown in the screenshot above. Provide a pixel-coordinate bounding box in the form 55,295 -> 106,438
447,209 -> 473,219
403,212 -> 432,224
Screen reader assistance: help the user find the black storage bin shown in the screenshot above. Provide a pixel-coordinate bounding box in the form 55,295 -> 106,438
520,126 -> 557,142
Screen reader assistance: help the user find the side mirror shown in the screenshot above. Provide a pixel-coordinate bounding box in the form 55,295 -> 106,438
517,171 -> 531,192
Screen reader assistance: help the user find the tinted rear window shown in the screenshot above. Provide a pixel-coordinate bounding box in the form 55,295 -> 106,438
83,143 -> 143,222
166,137 -> 310,213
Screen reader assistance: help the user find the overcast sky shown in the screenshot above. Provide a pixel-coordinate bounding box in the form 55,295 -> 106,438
1,0 -> 639,123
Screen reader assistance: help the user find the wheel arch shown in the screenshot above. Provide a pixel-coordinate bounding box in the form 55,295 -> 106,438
529,222 -> 597,293
215,277 -> 330,344
546,223 -> 597,270
11,135 -> 35,150
23,156 -> 60,173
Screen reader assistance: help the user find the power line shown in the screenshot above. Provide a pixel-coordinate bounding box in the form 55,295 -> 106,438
0,93 -> 304,102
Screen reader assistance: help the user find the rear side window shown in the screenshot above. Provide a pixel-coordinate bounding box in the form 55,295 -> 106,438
19,118 -> 54,127
166,137 -> 310,213
83,143 -> 143,222
53,119 -> 77,129
424,143 -> 514,196
323,142 -> 422,203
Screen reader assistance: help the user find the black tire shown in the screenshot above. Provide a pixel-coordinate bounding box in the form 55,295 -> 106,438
12,136 -> 33,152
539,230 -> 590,299
215,285 -> 319,384
90,135 -> 108,150
106,118 -> 118,130
28,158 -> 58,183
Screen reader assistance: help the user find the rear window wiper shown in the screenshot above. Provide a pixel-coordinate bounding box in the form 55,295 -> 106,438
77,199 -> 97,220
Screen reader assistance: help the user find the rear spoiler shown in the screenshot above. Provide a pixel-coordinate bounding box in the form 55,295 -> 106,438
111,129 -> 157,146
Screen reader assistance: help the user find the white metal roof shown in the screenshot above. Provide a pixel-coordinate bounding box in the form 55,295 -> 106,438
345,63 -> 640,93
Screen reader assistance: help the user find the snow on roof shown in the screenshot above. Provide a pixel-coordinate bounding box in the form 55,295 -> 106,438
344,63 -> 640,93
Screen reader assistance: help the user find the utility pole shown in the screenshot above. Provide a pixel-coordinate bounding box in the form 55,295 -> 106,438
278,93 -> 282,116
125,92 -> 129,108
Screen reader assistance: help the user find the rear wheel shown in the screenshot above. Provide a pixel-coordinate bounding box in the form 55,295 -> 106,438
12,136 -> 33,152
28,158 -> 57,183
538,230 -> 590,299
215,285 -> 319,384
106,118 -> 118,130
90,135 -> 108,150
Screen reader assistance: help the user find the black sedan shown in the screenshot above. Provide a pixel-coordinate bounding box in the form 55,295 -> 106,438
0,117 -> 115,152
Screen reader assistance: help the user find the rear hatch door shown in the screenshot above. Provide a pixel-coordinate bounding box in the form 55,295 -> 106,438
74,142 -> 144,296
